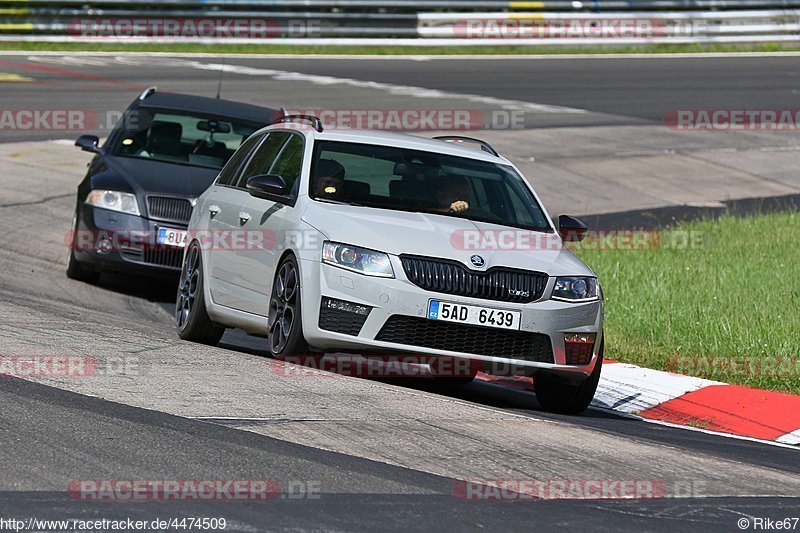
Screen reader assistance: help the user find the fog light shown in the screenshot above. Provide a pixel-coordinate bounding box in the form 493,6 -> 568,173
96,238 -> 113,254
564,333 -> 596,344
564,332 -> 596,365
321,297 -> 370,316
319,297 -> 371,336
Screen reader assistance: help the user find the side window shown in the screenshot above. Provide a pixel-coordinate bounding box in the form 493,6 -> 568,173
235,132 -> 291,188
268,134 -> 304,193
216,133 -> 264,186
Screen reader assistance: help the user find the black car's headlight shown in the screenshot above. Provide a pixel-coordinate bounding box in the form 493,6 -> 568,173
552,276 -> 600,302
322,242 -> 394,278
85,190 -> 140,216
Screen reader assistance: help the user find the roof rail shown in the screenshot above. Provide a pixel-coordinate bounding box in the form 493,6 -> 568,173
433,136 -> 499,157
271,114 -> 324,133
138,86 -> 157,101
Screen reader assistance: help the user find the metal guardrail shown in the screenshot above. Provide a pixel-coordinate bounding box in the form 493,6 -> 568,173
4,0 -> 800,8
0,1 -> 799,44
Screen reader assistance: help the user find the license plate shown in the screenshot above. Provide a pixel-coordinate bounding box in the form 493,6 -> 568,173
156,227 -> 187,248
427,300 -> 521,331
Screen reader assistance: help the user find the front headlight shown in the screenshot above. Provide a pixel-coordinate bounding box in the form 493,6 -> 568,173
322,241 -> 394,278
552,276 -> 599,302
85,190 -> 140,216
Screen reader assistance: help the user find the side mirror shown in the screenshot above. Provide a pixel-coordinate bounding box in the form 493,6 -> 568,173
558,215 -> 589,242
246,174 -> 288,202
75,134 -> 100,153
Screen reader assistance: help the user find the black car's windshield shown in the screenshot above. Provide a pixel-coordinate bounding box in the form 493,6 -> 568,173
309,140 -> 552,231
111,108 -> 260,170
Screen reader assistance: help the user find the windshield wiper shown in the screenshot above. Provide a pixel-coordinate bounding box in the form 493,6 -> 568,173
313,198 -> 368,207
415,209 -> 552,232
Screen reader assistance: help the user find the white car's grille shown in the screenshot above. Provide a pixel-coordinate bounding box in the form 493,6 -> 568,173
400,255 -> 548,304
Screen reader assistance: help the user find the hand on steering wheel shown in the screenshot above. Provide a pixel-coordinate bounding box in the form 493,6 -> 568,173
448,200 -> 469,214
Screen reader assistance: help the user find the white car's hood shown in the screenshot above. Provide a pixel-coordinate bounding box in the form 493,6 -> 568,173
302,202 -> 593,276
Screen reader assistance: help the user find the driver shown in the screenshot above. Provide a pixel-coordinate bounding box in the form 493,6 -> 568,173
434,176 -> 470,214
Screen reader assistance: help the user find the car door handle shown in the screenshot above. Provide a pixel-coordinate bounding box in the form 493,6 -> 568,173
209,205 -> 220,218
238,212 -> 251,224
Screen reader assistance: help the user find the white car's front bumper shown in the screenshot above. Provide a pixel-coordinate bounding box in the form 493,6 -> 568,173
299,256 -> 604,381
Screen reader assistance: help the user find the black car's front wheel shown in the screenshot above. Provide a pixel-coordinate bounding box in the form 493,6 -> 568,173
534,338 -> 604,415
268,255 -> 308,357
65,210 -> 100,284
176,242 -> 224,345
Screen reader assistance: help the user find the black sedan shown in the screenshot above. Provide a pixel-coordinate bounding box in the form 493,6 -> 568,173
67,87 -> 280,283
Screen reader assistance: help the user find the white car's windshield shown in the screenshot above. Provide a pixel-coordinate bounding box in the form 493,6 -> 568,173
309,140 -> 552,231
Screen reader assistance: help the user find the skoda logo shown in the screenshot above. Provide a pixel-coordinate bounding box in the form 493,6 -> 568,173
470,255 -> 486,268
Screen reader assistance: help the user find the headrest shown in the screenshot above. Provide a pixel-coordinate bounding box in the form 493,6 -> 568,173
314,158 -> 345,179
149,121 -> 182,141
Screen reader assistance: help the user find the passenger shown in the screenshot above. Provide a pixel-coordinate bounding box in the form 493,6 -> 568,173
312,159 -> 346,199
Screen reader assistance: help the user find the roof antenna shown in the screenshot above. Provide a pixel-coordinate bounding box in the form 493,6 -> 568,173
215,57 -> 226,99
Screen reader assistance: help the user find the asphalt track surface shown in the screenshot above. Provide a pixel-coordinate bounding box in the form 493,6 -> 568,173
0,53 -> 798,141
0,53 -> 798,531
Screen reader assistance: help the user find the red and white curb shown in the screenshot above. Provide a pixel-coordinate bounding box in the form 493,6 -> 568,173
478,361 -> 800,446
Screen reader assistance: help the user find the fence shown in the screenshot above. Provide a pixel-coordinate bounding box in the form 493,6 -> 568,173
1,1 -> 799,45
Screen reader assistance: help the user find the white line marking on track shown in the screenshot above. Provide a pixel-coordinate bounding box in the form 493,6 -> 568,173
777,429 -> 800,446
479,377 -> 800,449
182,60 -> 588,114
22,53 -> 587,114
638,416 -> 800,450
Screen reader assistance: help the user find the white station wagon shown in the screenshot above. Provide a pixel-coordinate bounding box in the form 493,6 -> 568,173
176,115 -> 604,414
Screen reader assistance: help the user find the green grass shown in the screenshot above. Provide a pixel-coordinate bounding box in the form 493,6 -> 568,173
0,41 -> 799,55
573,212 -> 800,394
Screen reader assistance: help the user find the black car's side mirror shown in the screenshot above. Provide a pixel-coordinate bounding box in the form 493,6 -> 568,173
558,215 -> 589,242
246,174 -> 288,202
75,134 -> 100,153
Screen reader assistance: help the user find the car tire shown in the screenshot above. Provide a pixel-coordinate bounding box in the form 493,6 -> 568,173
176,242 -> 225,346
66,249 -> 100,284
66,210 -> 100,284
268,254 -> 308,357
534,337 -> 604,415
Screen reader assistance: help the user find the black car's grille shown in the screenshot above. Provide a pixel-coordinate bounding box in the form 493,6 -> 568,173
376,315 -> 554,363
147,196 -> 193,225
142,247 -> 184,270
400,255 -> 548,304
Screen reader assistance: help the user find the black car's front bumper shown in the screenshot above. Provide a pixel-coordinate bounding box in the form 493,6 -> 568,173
72,205 -> 187,278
